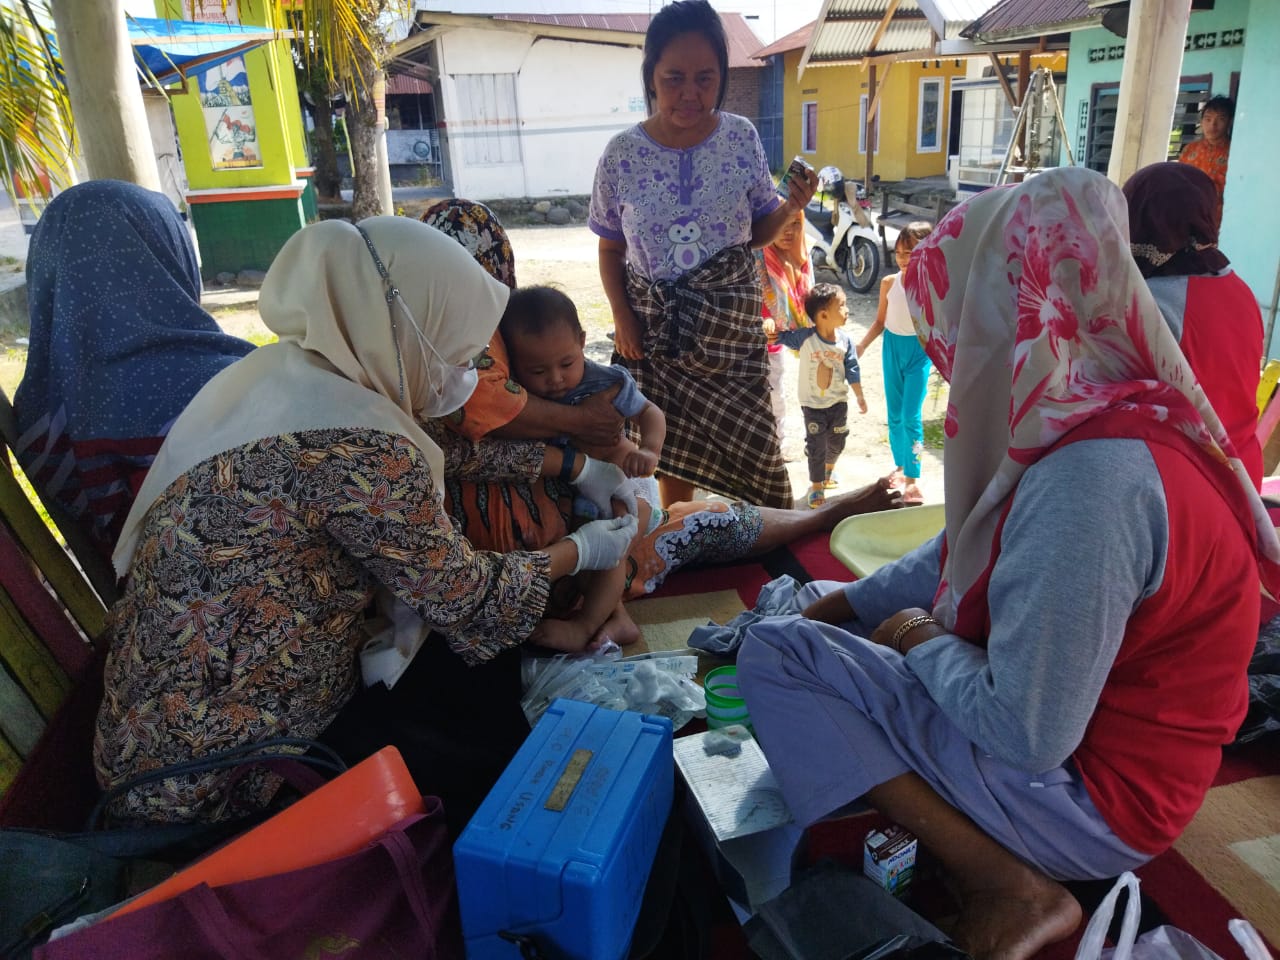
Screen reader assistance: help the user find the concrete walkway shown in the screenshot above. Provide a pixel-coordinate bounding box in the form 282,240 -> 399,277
0,194 -> 31,263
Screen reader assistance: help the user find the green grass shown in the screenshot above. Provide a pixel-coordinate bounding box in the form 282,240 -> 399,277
0,345 -> 25,402
922,418 -> 946,448
7,450 -> 61,544
1,341 -> 63,541
921,370 -> 949,449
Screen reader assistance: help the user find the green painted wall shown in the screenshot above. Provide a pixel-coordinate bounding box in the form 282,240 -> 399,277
1062,0 -> 1249,170
237,0 -> 310,172
299,176 -> 318,221
169,49 -> 296,189
1219,0 -> 1280,352
190,196 -> 305,278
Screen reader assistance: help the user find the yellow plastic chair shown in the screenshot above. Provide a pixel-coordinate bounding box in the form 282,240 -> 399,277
1257,359 -> 1280,417
829,503 -> 946,579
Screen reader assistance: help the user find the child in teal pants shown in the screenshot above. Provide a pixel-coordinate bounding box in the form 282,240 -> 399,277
859,223 -> 934,504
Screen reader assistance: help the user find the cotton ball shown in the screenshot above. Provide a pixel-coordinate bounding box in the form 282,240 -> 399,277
702,725 -> 751,757
625,661 -> 661,708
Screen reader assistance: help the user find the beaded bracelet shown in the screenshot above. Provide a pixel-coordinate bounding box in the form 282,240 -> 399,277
890,614 -> 938,654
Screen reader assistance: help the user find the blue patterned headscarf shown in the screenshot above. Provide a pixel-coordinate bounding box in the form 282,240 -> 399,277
13,179 -> 255,555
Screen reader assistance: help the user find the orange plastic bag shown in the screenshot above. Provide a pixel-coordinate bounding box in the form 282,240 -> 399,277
110,746 -> 424,919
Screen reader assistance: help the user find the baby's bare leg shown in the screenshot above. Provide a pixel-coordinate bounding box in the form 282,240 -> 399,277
577,496 -> 650,646
595,601 -> 643,648
573,564 -> 627,640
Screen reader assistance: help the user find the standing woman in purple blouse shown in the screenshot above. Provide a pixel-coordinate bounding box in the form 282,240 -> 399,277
589,0 -> 817,509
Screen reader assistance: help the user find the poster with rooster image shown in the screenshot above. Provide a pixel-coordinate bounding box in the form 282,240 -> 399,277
200,56 -> 261,169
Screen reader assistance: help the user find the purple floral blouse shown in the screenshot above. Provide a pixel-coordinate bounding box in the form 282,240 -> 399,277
94,427 -> 551,823
589,112 -> 781,281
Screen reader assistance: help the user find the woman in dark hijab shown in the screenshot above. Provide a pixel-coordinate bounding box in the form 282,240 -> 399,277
13,180 -> 255,555
1124,161 -> 1264,488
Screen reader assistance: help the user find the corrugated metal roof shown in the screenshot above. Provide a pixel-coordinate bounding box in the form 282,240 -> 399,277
809,18 -> 935,64
720,12 -> 768,68
387,72 -> 433,95
754,20 -> 814,59
491,13 -> 651,33
489,12 -> 763,68
961,0 -> 1098,41
804,0 -> 1001,65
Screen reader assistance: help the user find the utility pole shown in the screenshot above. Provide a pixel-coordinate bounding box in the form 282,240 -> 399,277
1107,0 -> 1191,185
47,0 -> 161,190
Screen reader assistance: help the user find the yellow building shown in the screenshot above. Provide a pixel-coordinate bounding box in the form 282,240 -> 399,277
755,13 -> 1066,186
796,55 -> 966,182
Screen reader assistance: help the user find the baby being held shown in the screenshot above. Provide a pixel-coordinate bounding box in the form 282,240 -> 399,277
501,286 -> 666,478
501,286 -> 662,651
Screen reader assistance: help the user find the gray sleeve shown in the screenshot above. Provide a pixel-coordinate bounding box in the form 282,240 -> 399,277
610,366 -> 649,418
905,439 -> 1169,772
842,532 -> 945,629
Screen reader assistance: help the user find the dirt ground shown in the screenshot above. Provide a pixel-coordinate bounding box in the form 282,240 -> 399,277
210,222 -> 948,507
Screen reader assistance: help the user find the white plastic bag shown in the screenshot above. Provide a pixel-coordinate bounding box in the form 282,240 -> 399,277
1229,920 -> 1274,960
519,649 -> 705,729
1073,873 -> 1273,960
359,592 -> 429,689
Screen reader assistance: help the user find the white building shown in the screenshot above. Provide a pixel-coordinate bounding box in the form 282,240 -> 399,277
392,11 -> 766,199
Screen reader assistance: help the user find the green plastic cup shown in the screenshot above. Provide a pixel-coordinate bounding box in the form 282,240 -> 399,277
704,665 -> 751,731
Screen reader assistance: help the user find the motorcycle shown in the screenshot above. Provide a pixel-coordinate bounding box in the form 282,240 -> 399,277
803,166 -> 896,295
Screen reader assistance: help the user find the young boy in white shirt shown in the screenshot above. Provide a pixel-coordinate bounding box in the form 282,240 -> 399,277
775,283 -> 867,508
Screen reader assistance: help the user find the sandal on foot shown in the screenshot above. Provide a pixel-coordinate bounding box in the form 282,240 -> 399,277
807,490 -> 825,509
823,468 -> 838,489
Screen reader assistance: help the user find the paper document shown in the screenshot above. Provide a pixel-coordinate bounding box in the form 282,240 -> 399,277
673,731 -> 793,841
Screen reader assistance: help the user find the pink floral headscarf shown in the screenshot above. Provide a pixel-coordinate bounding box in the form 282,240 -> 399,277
903,167 -> 1280,631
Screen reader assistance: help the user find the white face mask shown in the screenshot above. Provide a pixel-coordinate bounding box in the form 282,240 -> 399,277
356,224 -> 479,419
392,292 -> 479,418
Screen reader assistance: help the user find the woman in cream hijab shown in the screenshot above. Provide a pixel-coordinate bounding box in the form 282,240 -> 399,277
96,216 -> 637,828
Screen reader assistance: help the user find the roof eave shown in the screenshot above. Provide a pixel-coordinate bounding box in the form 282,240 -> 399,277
969,16 -> 1103,43
400,11 -> 646,55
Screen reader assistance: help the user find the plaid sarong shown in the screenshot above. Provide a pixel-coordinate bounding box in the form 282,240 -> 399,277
620,244 -> 792,508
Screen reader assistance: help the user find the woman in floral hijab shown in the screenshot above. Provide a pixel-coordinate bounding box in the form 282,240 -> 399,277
738,168 -> 1280,960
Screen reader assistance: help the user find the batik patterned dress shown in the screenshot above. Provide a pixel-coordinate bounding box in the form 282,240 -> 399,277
95,427 -> 550,824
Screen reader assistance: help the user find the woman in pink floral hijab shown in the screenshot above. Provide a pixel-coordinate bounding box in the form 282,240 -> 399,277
737,168 -> 1279,960
905,165 -> 1280,633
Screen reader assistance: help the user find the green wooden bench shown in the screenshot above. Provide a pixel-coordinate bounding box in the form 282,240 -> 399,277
0,387 -> 113,829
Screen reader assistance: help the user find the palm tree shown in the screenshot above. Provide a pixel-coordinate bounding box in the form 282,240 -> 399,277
0,0 -> 399,212
295,53 -> 342,202
341,0 -> 392,220
0,0 -> 78,202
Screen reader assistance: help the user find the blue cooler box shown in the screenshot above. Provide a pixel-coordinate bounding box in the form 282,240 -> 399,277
453,698 -> 674,960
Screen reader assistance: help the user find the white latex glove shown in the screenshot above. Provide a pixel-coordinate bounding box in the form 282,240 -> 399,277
573,456 -> 630,517
566,514 -> 639,575
611,477 -> 640,520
